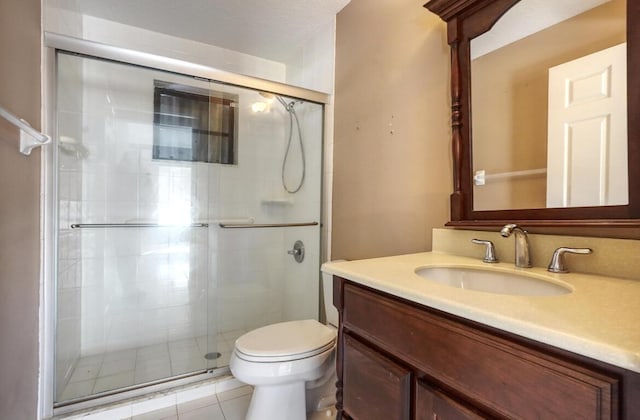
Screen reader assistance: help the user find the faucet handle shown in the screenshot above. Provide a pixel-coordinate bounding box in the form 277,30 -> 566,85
547,247 -> 592,273
471,239 -> 499,263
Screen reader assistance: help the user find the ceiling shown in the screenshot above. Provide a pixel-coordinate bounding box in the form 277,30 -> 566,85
472,0 -> 610,58
46,0 -> 351,63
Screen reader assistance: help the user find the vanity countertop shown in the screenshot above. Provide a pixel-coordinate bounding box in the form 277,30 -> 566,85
322,252 -> 640,373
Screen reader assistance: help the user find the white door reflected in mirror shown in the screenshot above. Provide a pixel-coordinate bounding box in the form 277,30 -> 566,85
546,43 -> 628,207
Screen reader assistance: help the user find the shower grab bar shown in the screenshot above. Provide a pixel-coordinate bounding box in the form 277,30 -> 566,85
122,217 -> 254,225
0,105 -> 52,155
219,221 -> 319,229
70,223 -> 209,229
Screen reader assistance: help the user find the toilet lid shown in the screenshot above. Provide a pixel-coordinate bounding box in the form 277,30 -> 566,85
235,319 -> 336,361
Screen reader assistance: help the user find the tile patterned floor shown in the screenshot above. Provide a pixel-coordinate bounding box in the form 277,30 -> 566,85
126,386 -> 337,420
59,330 -> 248,402
128,385 -> 253,420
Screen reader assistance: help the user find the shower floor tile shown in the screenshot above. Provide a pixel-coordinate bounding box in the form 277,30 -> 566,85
100,357 -> 136,376
57,330 -> 248,404
69,363 -> 101,383
171,358 -> 207,376
137,343 -> 170,359
104,348 -> 138,362
59,379 -> 95,401
93,371 -> 135,393
134,362 -> 171,384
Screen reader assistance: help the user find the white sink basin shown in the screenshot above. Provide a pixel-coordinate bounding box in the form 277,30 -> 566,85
415,266 -> 572,296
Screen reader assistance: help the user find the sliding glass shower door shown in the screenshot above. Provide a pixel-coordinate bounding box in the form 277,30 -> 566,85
54,52 -> 323,405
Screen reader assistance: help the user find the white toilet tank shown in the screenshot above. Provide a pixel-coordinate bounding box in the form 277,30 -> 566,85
322,262 -> 343,327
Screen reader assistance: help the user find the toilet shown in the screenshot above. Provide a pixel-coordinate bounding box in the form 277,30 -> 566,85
230,270 -> 339,420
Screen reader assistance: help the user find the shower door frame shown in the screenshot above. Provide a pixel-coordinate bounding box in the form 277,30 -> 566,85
40,33 -> 330,418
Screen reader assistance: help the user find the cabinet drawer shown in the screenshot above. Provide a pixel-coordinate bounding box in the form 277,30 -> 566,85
342,283 -> 619,419
343,334 -> 412,420
416,381 -> 487,420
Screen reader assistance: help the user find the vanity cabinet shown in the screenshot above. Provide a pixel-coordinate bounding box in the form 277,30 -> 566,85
334,276 -> 640,419
343,334 -> 411,419
416,382 -> 485,420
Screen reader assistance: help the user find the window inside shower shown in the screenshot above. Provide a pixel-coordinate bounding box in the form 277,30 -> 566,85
153,81 -> 238,165
54,51 -> 324,406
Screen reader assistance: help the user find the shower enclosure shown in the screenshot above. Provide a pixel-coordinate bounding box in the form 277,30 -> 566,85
54,51 -> 324,405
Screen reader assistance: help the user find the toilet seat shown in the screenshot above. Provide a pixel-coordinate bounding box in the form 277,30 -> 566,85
235,319 -> 336,363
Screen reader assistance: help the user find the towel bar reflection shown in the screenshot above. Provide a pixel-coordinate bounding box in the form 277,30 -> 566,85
0,105 -> 51,155
474,168 -> 547,186
219,222 -> 319,229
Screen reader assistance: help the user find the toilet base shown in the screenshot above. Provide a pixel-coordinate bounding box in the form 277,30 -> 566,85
305,357 -> 336,413
246,382 -> 306,420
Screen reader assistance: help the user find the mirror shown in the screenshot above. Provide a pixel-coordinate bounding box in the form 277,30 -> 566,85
471,0 -> 627,211
424,0 -> 640,227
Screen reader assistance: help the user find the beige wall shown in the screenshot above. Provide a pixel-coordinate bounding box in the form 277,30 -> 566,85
0,0 -> 42,418
472,0 -> 626,210
331,0 -> 452,260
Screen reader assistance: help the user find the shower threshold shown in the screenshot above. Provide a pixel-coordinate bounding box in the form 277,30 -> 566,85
53,367 -> 230,417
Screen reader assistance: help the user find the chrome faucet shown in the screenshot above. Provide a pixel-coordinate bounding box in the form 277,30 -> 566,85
471,239 -> 498,263
500,224 -> 532,268
547,247 -> 592,273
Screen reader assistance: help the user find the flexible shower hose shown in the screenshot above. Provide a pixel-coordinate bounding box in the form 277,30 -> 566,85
278,97 -> 306,194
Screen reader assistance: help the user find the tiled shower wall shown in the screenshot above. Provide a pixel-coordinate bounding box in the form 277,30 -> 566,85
206,89 -> 323,331
56,53 -> 322,396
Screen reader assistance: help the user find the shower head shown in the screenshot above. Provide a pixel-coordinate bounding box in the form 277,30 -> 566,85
259,91 -> 296,112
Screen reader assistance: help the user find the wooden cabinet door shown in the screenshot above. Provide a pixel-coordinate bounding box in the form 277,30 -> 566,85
343,334 -> 411,420
341,282 -> 619,419
416,382 -> 489,420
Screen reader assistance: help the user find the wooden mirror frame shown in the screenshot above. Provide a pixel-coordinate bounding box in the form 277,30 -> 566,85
424,0 -> 640,228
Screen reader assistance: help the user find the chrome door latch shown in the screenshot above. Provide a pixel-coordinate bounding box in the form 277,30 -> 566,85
287,240 -> 305,263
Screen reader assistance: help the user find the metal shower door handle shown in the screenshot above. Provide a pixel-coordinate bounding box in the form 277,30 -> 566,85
287,240 -> 305,263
